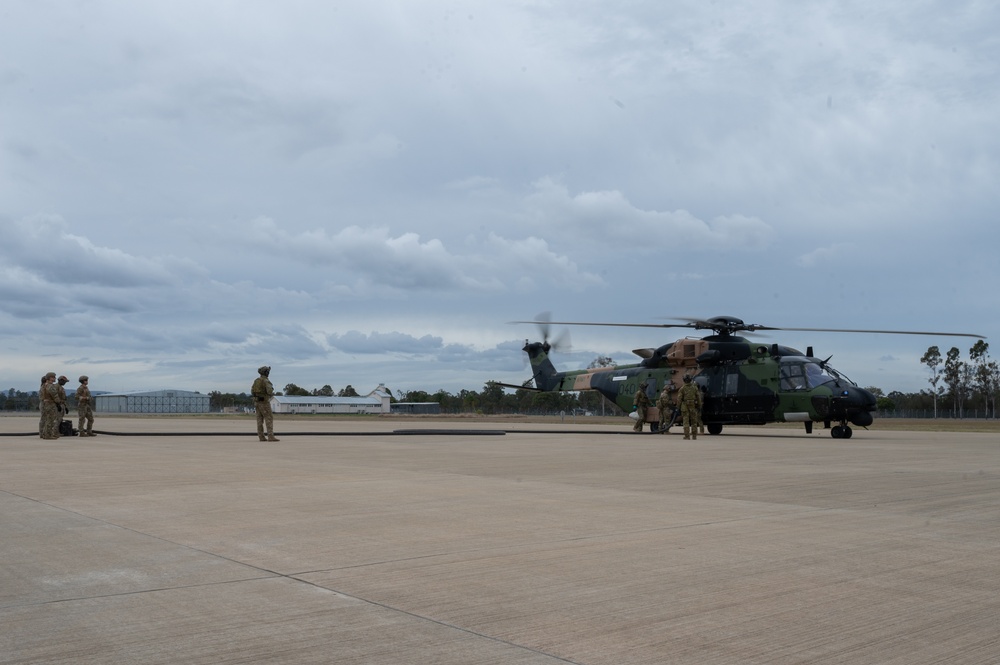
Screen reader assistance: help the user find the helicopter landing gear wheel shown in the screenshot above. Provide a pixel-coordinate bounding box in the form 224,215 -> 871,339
707,423 -> 723,435
831,425 -> 853,439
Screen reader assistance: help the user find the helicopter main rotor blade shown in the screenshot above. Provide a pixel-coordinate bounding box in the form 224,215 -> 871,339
510,320 -> 695,330
751,326 -> 985,339
510,319 -> 985,339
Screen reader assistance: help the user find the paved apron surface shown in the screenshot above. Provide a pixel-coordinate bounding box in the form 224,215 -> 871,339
2,417 -> 997,664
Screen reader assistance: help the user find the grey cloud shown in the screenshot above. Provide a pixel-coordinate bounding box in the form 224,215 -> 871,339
0,1 -> 996,396
525,178 -> 773,250
1,216 -> 174,288
327,331 -> 445,355
243,218 -> 599,293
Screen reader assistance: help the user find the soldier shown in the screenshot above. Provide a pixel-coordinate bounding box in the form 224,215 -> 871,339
39,373 -> 62,439
251,365 -> 280,442
38,375 -> 47,436
677,375 -> 702,440
694,383 -> 706,435
632,381 -> 650,433
77,376 -> 95,437
656,383 -> 677,434
56,375 -> 71,436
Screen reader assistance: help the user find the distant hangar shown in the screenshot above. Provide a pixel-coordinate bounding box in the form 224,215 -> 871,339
95,390 -> 210,414
271,387 -> 392,414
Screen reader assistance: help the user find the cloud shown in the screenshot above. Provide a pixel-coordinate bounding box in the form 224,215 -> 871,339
327,331 -> 445,356
240,217 -> 600,294
795,243 -> 849,268
0,1 -> 996,397
1,216 -> 175,288
525,178 -> 773,250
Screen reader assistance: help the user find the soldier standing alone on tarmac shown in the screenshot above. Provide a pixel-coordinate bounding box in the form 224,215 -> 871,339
678,375 -> 702,440
252,366 -> 280,442
77,376 -> 95,437
632,381 -> 650,433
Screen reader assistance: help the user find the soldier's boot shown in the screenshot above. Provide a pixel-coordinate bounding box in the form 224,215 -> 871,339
78,431 -> 89,437
699,426 -> 705,435
683,425 -> 690,440
258,435 -> 267,441
267,434 -> 280,442
88,430 -> 96,437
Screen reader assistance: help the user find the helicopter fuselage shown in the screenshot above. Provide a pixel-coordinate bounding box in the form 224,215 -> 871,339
522,334 -> 876,438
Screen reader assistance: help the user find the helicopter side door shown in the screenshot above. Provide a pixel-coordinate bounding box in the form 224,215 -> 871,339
706,365 -> 777,425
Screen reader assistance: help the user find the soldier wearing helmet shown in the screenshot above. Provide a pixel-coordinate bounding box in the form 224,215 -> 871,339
677,375 -> 702,440
632,380 -> 651,433
251,365 -> 279,442
656,383 -> 677,434
39,373 -> 61,439
77,376 -> 96,437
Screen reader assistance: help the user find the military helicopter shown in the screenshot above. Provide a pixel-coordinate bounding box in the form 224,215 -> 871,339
506,315 -> 985,438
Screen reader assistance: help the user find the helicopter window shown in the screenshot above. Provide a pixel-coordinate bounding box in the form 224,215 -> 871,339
779,364 -> 807,391
803,361 -> 854,387
804,363 -> 826,386
781,361 -> 844,390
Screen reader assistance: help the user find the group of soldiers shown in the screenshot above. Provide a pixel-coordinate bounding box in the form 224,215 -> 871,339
632,375 -> 704,440
36,366 -> 277,442
38,373 -> 95,439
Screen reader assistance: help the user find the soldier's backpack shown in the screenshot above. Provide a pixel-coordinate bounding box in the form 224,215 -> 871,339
58,420 -> 76,437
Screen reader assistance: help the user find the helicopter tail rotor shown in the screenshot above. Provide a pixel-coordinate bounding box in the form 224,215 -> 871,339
534,311 -> 572,352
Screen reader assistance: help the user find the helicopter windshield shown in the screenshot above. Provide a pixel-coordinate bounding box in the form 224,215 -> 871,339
780,360 -> 853,391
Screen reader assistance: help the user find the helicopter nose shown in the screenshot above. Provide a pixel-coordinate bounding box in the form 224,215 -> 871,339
835,386 -> 876,427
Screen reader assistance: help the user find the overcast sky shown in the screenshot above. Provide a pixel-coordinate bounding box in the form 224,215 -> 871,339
2,1 -> 997,397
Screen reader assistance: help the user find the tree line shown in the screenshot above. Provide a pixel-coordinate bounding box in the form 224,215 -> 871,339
2,343 -> 995,417
200,382 -> 622,416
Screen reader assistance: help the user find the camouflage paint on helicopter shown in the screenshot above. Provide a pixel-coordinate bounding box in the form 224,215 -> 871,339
507,315 -> 985,438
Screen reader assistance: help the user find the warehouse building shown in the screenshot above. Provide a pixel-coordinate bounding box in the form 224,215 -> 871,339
270,386 -> 392,415
95,390 -> 210,414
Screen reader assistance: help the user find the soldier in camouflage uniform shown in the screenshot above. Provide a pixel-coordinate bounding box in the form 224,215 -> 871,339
252,365 -> 279,442
632,381 -> 650,432
57,375 -> 71,436
77,376 -> 95,437
677,375 -> 701,440
39,372 -> 62,439
694,383 -> 706,435
656,383 -> 677,434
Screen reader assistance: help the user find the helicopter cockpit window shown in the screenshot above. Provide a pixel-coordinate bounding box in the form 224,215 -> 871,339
805,362 -> 826,386
779,364 -> 807,391
782,361 -> 842,390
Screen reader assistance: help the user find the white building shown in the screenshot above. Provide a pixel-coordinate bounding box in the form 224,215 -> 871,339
95,390 -> 210,414
270,386 -> 391,415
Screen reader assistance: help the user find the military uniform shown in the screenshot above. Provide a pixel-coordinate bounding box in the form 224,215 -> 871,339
693,384 -> 705,435
632,382 -> 650,432
656,385 -> 677,434
77,376 -> 95,437
677,376 -> 701,440
252,366 -> 279,441
39,373 -> 62,439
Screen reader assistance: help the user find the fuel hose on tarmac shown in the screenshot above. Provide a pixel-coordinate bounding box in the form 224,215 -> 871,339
3,428 -> 639,437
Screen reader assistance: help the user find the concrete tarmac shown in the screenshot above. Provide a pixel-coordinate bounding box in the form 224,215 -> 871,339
2,416 -> 998,664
